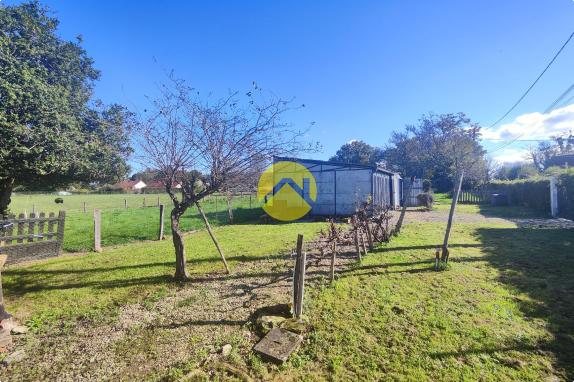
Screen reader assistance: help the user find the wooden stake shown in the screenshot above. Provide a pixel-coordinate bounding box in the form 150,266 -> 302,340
365,222 -> 374,251
434,246 -> 440,271
360,231 -> 368,255
196,201 -> 230,273
226,193 -> 234,223
94,209 -> 102,253
124,199 -> 127,209
158,204 -> 165,240
293,234 -> 305,319
330,241 -> 337,283
352,218 -> 362,262
441,171 -> 464,262
83,201 -> 87,213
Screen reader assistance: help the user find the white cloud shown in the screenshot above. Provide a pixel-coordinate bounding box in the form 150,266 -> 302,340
491,148 -> 530,164
482,103 -> 574,141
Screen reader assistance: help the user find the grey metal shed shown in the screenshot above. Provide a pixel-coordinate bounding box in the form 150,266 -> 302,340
273,156 -> 402,216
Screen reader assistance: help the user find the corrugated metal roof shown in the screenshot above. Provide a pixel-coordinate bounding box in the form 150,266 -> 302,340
273,156 -> 401,177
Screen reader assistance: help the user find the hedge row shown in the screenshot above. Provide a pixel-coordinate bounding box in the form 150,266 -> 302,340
491,178 -> 550,214
490,168 -> 574,219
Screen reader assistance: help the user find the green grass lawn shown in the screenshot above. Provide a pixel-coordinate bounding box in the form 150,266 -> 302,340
3,198 -> 572,381
433,193 -> 548,218
274,221 -> 574,381
3,222 -> 325,329
8,193 -> 263,251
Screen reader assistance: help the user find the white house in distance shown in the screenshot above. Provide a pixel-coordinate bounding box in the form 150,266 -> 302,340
112,180 -> 183,193
113,180 -> 147,193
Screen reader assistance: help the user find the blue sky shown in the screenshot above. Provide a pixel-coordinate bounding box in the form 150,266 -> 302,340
6,0 -> 574,165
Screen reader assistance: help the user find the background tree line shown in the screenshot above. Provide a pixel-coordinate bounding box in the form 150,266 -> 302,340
330,113 -> 489,192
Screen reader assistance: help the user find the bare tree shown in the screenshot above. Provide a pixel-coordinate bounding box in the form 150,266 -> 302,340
137,78 -> 314,280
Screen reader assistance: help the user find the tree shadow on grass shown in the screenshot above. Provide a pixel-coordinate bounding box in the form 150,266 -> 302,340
476,203 -> 548,219
4,268 -> 289,297
476,227 -> 574,380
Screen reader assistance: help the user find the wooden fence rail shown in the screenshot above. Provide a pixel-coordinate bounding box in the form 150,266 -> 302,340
0,211 -> 65,265
458,187 -> 491,204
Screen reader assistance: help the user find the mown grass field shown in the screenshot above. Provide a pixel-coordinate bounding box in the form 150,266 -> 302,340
3,222 -> 325,328
274,220 -> 573,381
2,197 -> 572,381
8,193 -> 262,251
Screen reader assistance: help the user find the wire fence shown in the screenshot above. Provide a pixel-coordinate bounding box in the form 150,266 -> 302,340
9,193 -> 262,252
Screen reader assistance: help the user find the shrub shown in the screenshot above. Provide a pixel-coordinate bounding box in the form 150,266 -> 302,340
54,197 -> 64,204
422,179 -> 432,192
416,192 -> 435,210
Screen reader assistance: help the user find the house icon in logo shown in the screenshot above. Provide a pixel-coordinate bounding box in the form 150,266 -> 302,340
257,161 -> 317,221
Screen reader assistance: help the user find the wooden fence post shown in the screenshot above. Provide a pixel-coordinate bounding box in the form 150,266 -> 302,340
157,196 -> 160,207
57,211 -> 65,255
441,170 -> 464,262
16,213 -> 25,244
124,199 -> 127,209
27,212 -> 36,243
48,212 -> 55,245
249,194 -> 252,209
330,241 -> 337,284
38,212 -> 45,241
83,201 -> 87,213
158,204 -> 165,240
143,197 -> 146,208
293,234 -> 306,319
93,209 -> 102,253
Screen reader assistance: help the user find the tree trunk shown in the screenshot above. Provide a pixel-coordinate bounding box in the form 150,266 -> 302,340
0,178 -> 14,219
196,201 -> 230,274
171,209 -> 190,280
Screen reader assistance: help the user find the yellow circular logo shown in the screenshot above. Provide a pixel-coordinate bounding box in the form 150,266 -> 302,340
257,161 -> 317,221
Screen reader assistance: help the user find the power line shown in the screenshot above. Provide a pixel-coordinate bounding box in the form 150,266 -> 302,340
489,30 -> 574,128
544,82 -> 574,113
487,80 -> 574,154
482,138 -> 553,142
556,93 -> 574,110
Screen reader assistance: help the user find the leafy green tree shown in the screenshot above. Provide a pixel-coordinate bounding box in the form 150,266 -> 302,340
529,133 -> 574,172
329,140 -> 384,166
383,113 -> 487,191
0,2 -> 132,216
494,162 -> 538,180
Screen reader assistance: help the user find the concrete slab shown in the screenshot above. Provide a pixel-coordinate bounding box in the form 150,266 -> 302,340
253,327 -> 303,363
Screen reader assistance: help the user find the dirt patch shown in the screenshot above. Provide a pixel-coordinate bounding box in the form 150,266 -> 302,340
0,232 -> 361,381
